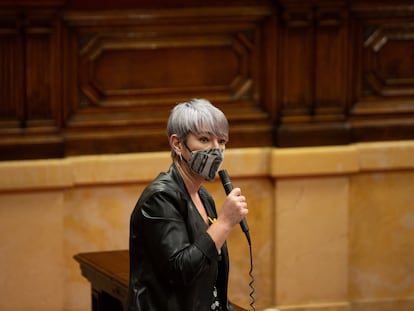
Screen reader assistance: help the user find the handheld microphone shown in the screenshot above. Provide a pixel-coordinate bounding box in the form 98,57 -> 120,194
218,169 -> 251,245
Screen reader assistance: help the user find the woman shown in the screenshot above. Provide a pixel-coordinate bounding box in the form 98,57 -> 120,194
126,99 -> 248,311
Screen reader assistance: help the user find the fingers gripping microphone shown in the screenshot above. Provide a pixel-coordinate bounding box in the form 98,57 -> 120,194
218,169 -> 251,245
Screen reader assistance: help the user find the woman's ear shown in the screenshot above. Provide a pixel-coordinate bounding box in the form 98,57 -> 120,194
169,134 -> 182,156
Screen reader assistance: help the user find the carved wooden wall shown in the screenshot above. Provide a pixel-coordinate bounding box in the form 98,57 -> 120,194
1,0 -> 414,160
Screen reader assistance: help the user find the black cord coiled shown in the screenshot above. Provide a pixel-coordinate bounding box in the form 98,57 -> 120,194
248,242 -> 256,311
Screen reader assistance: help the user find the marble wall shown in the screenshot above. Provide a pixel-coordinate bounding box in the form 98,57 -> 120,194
0,142 -> 413,311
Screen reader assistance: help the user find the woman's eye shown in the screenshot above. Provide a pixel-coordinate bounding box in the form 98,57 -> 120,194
199,137 -> 209,143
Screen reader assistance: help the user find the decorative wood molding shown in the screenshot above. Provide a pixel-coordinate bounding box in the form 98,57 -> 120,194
60,5 -> 275,156
1,0 -> 414,159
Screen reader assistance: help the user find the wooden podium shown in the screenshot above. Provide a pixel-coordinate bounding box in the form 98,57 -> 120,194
74,250 -> 129,311
74,250 -> 247,311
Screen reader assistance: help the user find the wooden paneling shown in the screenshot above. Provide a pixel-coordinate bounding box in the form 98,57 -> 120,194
0,9 -> 64,159
1,0 -> 414,160
278,2 -> 350,146
0,12 -> 24,128
349,3 -> 414,141
61,4 -> 275,156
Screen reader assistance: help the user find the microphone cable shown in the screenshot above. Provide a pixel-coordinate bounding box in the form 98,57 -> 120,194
217,170 -> 255,311
248,239 -> 256,311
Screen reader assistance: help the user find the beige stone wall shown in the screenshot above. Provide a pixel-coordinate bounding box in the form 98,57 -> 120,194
0,142 -> 413,311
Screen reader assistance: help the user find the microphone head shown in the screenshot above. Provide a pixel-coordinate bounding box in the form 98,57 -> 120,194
218,169 -> 233,194
218,169 -> 226,178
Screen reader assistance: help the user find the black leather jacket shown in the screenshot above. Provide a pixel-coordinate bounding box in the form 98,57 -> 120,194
126,164 -> 235,311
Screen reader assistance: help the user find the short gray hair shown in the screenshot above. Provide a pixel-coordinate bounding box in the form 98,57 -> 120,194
167,98 -> 229,158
